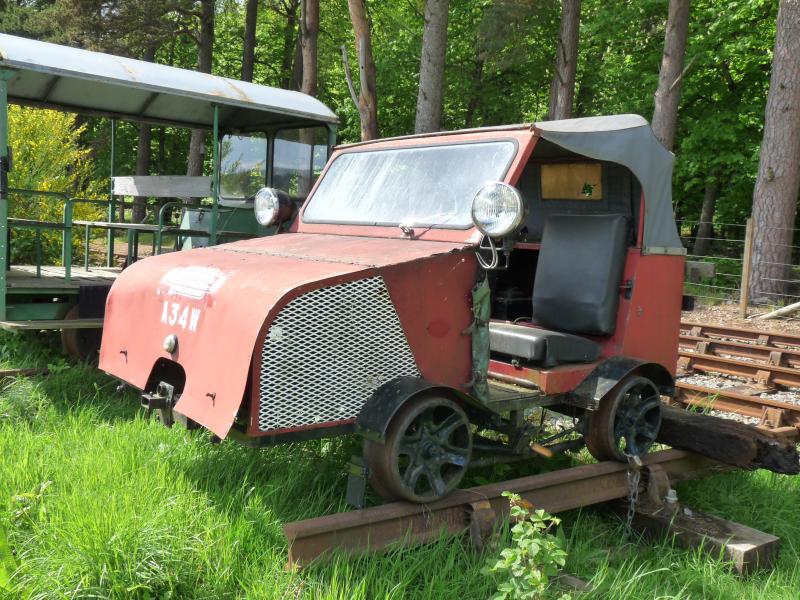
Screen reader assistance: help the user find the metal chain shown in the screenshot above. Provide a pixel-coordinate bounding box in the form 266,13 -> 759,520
624,454 -> 642,536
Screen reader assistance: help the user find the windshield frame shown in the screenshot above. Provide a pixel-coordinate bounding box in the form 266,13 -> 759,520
299,138 -> 519,230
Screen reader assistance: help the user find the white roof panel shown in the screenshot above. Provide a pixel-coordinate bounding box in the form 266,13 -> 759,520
0,33 -> 337,129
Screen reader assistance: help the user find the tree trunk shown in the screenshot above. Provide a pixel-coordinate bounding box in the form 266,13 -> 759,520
415,0 -> 449,134
347,0 -> 378,140
280,0 -> 300,89
133,45 -> 157,223
692,175 -> 719,257
186,0 -> 215,202
651,0 -> 691,151
133,127 -> 152,223
464,56 -> 483,128
547,0 -> 581,121
299,0 -> 319,96
241,0 -> 258,82
749,0 -> 800,301
157,127 -> 166,175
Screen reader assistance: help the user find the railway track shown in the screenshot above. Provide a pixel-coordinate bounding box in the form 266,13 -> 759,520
676,321 -> 800,436
678,321 -> 800,390
284,449 -> 722,567
680,321 -> 800,350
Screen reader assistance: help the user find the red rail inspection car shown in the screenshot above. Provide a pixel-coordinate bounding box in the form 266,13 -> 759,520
99,115 -> 686,504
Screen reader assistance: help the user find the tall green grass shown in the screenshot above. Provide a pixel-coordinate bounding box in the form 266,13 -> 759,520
0,331 -> 798,599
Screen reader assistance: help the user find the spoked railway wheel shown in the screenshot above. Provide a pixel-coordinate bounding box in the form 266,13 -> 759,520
365,395 -> 472,503
61,306 -> 102,363
585,375 -> 662,462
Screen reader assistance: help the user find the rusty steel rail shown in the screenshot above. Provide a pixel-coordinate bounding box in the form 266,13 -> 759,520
675,381 -> 800,432
0,368 -> 48,379
681,322 -> 800,350
283,450 -> 722,567
678,350 -> 800,389
679,335 -> 800,370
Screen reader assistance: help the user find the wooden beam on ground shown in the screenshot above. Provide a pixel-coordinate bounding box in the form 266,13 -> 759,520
657,405 -> 800,475
628,503 -> 780,575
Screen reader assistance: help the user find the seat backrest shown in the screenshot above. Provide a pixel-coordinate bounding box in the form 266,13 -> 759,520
532,214 -> 629,336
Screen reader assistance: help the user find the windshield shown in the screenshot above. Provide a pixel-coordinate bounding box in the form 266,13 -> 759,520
220,133 -> 267,199
302,140 -> 517,228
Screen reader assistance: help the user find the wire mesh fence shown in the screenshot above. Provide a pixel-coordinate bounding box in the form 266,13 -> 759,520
678,219 -> 800,321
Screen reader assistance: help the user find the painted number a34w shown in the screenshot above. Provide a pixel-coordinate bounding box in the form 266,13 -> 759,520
161,301 -> 202,332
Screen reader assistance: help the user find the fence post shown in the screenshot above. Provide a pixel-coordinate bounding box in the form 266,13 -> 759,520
740,217 -> 754,318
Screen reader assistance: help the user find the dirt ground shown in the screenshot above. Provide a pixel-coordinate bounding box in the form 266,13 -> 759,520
683,302 -> 800,335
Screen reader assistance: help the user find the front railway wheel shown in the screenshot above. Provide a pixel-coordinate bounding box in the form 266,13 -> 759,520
61,305 -> 102,363
585,375 -> 662,462
365,395 -> 472,503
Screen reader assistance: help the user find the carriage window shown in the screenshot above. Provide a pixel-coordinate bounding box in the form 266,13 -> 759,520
220,133 -> 267,200
541,162 -> 603,200
273,127 -> 328,201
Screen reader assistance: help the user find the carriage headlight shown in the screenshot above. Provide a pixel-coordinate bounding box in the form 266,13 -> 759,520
470,182 -> 525,238
254,187 -> 292,226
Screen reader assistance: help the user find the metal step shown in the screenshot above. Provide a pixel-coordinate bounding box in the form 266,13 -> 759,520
0,318 -> 104,331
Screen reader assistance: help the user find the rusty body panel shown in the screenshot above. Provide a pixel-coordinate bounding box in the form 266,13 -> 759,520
99,232 -> 472,438
244,245 -> 477,437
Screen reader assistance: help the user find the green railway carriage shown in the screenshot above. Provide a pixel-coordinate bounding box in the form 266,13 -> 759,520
0,33 -> 337,359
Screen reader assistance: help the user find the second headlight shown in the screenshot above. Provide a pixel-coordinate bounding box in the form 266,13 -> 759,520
254,187 -> 292,227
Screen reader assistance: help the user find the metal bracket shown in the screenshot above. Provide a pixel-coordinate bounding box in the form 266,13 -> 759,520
760,407 -> 786,430
467,500 -> 497,551
345,455 -> 371,509
755,369 -> 774,390
643,464 -> 672,507
141,381 -> 176,427
768,351 -> 784,367
676,356 -> 692,375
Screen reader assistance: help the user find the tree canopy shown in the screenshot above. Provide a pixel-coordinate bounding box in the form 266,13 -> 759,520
0,0 -> 787,228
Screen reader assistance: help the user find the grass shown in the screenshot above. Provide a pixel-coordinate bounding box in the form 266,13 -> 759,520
0,332 -> 799,599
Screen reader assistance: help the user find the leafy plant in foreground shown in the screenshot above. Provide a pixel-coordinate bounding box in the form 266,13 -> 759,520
484,492 -> 569,600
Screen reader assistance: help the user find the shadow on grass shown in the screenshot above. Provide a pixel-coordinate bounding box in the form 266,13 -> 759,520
0,330 -> 141,426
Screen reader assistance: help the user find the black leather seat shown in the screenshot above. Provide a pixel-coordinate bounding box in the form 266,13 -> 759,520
489,322 -> 600,367
489,214 -> 629,368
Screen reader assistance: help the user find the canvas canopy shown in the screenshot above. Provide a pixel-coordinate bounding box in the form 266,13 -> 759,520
0,33 -> 337,130
534,114 -> 684,255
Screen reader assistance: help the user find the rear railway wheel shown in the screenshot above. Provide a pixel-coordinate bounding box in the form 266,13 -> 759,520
585,375 -> 662,462
61,305 -> 102,363
365,395 -> 472,503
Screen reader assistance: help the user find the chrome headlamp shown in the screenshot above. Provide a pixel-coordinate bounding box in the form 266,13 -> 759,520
470,182 -> 525,238
254,187 -> 292,226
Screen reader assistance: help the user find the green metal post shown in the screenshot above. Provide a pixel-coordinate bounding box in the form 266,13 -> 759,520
62,199 -> 72,285
0,71 -> 12,321
35,229 -> 41,278
84,223 -> 90,270
107,119 -> 116,267
266,130 -> 274,186
210,105 -> 219,246
327,125 -> 337,154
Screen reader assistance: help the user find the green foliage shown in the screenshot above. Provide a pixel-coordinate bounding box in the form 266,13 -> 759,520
484,492 -> 569,600
0,522 -> 14,594
7,106 -> 104,265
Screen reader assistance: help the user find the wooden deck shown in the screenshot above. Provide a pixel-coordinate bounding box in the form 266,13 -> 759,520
5,265 -> 121,291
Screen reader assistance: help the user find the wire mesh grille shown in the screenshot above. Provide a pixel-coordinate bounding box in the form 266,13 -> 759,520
258,276 -> 419,432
